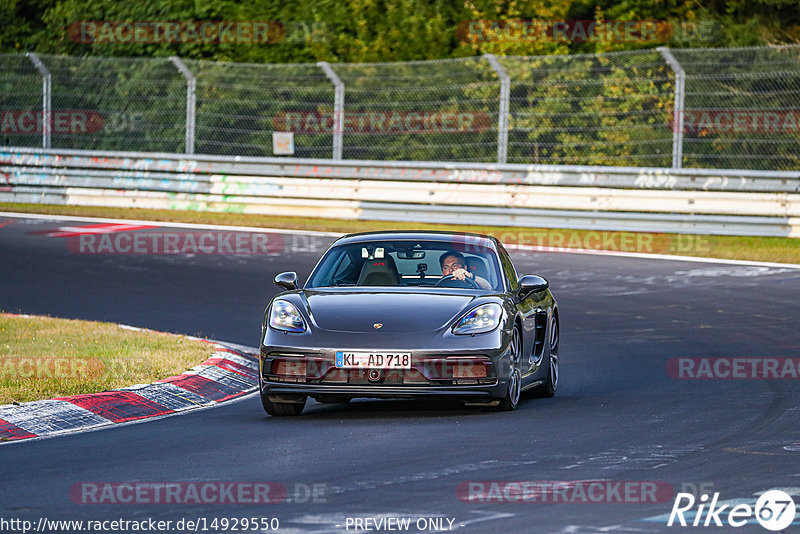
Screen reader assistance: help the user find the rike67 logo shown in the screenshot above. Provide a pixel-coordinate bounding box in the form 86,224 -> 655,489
668,490 -> 796,531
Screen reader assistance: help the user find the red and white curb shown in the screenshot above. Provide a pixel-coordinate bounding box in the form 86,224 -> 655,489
0,323 -> 259,443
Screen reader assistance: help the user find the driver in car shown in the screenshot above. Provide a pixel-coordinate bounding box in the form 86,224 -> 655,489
440,250 -> 492,289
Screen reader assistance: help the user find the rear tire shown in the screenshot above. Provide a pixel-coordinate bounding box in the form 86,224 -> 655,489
261,392 -> 307,416
498,327 -> 522,411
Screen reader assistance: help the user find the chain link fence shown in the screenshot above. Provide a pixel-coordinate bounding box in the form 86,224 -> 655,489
0,54 -> 187,153
184,59 -> 334,158
2,45 -> 799,170
673,46 -> 800,171
0,54 -> 48,150
502,50 -> 675,167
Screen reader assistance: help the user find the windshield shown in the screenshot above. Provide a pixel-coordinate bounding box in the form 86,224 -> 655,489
306,239 -> 503,291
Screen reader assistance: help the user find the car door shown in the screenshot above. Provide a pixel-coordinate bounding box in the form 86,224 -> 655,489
497,244 -> 543,376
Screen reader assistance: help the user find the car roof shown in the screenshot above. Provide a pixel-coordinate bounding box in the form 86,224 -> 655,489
333,230 -> 499,251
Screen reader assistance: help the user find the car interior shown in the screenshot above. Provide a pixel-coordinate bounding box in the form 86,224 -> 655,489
310,241 -> 501,290
357,255 -> 401,286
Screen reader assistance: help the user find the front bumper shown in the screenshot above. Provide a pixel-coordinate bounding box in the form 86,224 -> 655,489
259,330 -> 510,401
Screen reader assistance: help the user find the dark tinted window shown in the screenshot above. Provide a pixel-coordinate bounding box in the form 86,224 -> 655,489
497,245 -> 519,290
306,239 -> 503,290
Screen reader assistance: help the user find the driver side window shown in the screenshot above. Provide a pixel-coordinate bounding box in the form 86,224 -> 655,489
331,252 -> 358,284
498,246 -> 519,291
334,253 -> 352,274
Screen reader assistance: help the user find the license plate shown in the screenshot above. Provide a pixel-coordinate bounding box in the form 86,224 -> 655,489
335,351 -> 411,369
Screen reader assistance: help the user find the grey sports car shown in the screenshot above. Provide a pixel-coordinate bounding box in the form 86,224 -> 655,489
259,231 -> 559,416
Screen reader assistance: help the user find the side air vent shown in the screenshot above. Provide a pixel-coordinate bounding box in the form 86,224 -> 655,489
530,311 -> 548,367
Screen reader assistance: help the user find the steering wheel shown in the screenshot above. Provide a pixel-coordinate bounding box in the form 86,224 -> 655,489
434,274 -> 480,289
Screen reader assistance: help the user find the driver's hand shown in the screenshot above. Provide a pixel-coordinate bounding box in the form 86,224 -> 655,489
452,268 -> 473,281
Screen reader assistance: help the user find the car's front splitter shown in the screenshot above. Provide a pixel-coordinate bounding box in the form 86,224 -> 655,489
261,382 -> 502,400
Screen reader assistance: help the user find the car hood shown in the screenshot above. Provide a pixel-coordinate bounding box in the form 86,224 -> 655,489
301,290 -> 478,333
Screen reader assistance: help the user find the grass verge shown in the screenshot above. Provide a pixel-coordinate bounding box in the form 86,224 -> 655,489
0,314 -> 213,404
1,202 -> 798,264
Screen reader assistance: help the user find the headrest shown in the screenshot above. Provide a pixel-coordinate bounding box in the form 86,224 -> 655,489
465,256 -> 489,280
357,254 -> 400,286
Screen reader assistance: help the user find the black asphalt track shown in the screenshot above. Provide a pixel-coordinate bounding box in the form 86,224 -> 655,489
1,214 -> 799,533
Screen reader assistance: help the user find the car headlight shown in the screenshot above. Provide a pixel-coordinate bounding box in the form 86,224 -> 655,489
452,303 -> 503,335
269,300 -> 306,333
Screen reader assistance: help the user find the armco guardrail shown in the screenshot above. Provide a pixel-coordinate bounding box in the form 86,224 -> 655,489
1,147 -> 799,237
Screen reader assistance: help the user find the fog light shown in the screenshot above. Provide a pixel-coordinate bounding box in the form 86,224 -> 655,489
274,359 -> 307,377
452,360 -> 488,379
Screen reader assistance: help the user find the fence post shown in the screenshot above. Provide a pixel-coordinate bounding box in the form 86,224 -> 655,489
26,53 -> 51,149
318,61 -> 344,160
485,54 -> 510,164
169,56 -> 196,155
658,47 -> 685,169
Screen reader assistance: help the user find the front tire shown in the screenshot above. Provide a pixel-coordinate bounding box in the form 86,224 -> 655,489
534,315 -> 559,398
498,327 -> 522,411
261,392 -> 307,416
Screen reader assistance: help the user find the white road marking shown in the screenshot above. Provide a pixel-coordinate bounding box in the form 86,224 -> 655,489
676,266 -> 796,277
559,526 -> 659,533
3,210 -> 799,269
0,211 -> 341,236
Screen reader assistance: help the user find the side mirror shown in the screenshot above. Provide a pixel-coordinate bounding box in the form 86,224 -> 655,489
274,271 -> 298,291
518,275 -> 549,298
